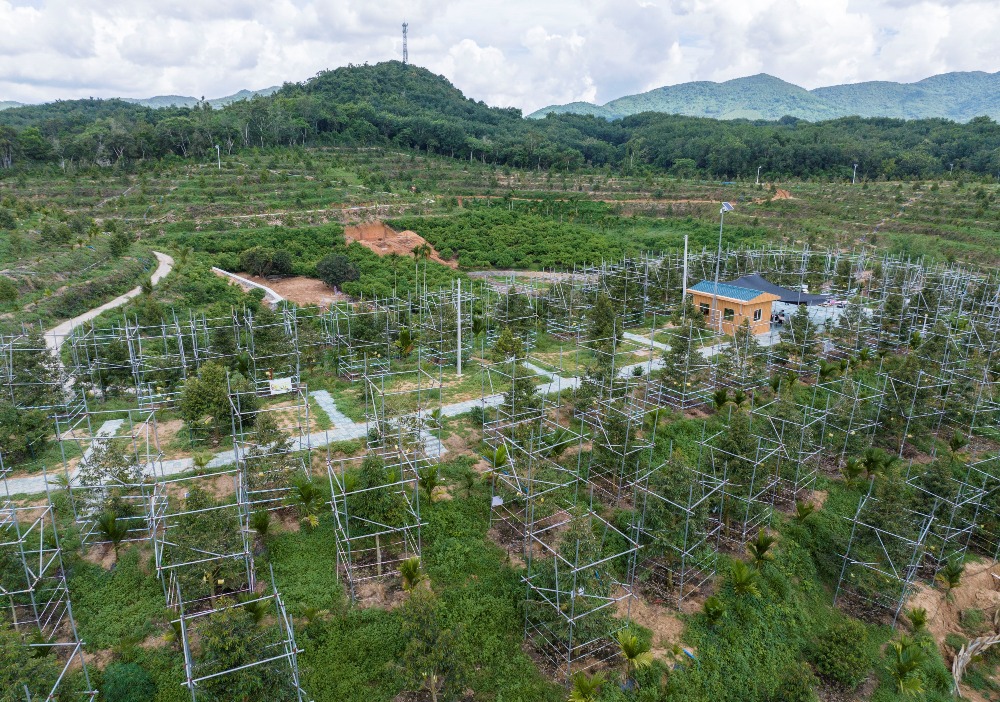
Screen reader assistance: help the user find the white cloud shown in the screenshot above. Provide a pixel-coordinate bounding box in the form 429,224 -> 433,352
0,0 -> 999,112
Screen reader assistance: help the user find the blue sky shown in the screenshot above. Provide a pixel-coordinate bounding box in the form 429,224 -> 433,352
1,0 -> 998,112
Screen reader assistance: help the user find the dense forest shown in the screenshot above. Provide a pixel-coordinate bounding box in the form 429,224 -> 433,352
2,62 -> 1000,180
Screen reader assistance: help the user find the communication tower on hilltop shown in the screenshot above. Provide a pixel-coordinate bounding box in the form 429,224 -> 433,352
402,23 -> 408,65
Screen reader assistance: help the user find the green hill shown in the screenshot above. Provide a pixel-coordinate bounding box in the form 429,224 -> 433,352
0,101 -> 23,111
529,71 -> 1000,122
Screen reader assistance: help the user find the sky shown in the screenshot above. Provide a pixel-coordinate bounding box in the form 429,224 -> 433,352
2,0 -> 999,113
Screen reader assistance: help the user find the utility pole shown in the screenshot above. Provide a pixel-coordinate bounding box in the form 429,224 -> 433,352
852,163 -> 858,185
756,165 -> 762,186
215,144 -> 221,170
402,23 -> 408,65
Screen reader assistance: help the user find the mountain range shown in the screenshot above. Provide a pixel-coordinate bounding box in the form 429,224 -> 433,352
0,86 -> 279,112
528,71 -> 1000,123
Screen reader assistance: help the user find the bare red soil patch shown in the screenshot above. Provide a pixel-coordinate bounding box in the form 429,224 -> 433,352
344,221 -> 457,269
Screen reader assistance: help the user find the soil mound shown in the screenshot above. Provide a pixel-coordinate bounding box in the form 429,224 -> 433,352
344,221 -> 457,269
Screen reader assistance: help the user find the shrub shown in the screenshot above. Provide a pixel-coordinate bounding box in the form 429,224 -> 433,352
0,276 -> 17,304
771,662 -> 819,702
0,207 -> 15,229
806,617 -> 874,688
101,662 -> 157,702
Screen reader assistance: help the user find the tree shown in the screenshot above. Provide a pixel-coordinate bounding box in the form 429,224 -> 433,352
0,616 -> 60,698
291,477 -> 323,530
567,671 -> 606,702
703,595 -> 726,625
197,598 -> 295,702
935,559 -> 964,601
316,253 -> 360,290
587,292 -> 620,380
400,589 -> 465,702
352,454 -> 406,576
747,531 -> 777,570
108,229 -> 132,258
418,464 -> 440,504
615,628 -> 653,689
179,362 -> 256,438
238,246 -> 293,277
887,635 -> 928,697
96,511 -> 129,563
729,559 -> 760,597
718,319 -> 767,390
400,556 -> 425,592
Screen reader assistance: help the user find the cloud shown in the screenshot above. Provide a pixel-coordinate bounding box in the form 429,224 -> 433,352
0,0 -> 999,112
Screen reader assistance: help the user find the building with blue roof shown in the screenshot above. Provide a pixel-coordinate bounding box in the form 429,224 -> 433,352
686,280 -> 780,335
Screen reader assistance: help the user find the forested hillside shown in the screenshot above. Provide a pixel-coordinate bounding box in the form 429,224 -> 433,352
2,62 -> 1000,179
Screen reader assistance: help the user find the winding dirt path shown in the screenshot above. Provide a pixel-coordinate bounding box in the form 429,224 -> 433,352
44,251 -> 175,352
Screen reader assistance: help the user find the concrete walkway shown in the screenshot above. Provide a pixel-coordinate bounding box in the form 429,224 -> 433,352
622,331 -> 670,352
5,325 -> 781,496
212,268 -> 283,306
44,252 -> 174,353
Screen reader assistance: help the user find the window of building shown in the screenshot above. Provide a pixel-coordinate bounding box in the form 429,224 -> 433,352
700,302 -> 710,315
723,308 -> 735,320
753,308 -> 762,321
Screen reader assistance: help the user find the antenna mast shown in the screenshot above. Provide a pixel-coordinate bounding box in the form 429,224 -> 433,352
402,23 -> 408,64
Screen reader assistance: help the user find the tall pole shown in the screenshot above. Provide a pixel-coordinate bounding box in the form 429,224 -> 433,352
682,234 -> 689,306
215,144 -> 221,170
456,278 -> 462,377
713,209 -> 725,333
852,163 -> 858,185
756,165 -> 762,186
402,23 -> 409,65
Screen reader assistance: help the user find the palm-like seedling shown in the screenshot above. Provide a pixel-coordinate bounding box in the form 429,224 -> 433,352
567,671 -> 606,702
769,374 -> 782,393
615,628 -> 654,688
936,559 -> 965,601
793,501 -> 816,523
484,444 -> 509,475
841,457 -> 863,487
818,359 -> 840,381
887,635 -> 928,697
732,388 -> 749,408
400,556 -> 425,592
51,471 -> 73,492
860,447 -> 895,480
713,388 -> 729,410
240,596 -> 270,625
164,617 -> 183,650
250,510 -> 271,546
729,560 -> 760,598
905,607 -> 928,632
703,595 -> 726,625
96,511 -> 128,563
949,430 -> 968,456
395,327 -> 415,358
292,478 -> 323,529
746,532 -> 777,570
418,464 -> 440,504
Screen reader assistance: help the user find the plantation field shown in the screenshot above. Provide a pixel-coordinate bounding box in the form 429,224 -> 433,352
5,146 -> 1000,702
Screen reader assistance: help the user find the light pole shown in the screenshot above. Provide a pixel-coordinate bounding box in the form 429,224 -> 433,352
950,162 -> 955,177
215,144 -> 221,170
712,202 -> 734,333
756,165 -> 762,186
852,163 -> 858,185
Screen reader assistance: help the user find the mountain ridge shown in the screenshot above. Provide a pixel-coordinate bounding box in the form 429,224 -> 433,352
0,87 -> 279,112
529,71 -> 1000,122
